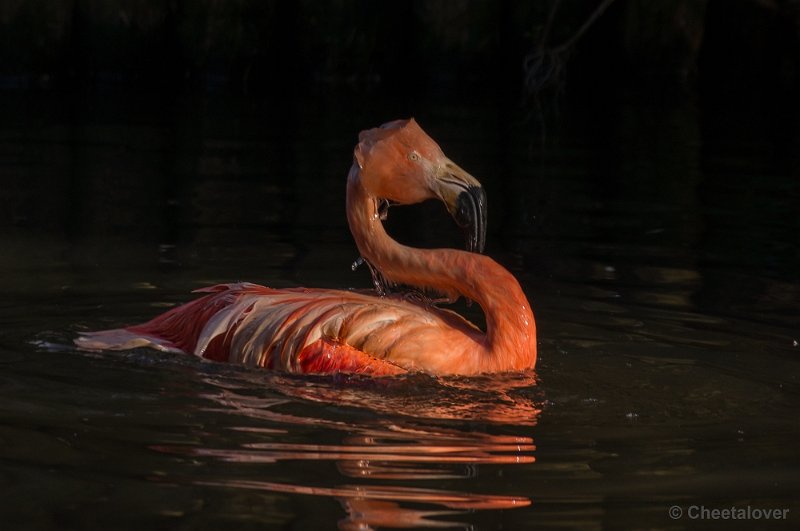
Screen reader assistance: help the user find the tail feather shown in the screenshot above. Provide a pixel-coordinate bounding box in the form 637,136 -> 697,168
74,328 -> 183,353
74,283 -> 268,357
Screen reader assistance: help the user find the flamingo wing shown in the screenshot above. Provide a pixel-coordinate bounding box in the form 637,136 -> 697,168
75,283 -> 477,375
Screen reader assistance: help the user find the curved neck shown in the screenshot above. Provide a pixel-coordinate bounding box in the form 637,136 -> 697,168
346,165 -> 536,370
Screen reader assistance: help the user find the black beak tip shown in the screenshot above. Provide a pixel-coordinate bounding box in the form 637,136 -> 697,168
454,186 -> 487,254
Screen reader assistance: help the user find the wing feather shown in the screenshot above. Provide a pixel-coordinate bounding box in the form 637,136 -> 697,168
76,283 -> 480,374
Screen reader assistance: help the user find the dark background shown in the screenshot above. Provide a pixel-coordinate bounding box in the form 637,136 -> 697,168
0,0 -> 798,295
0,1 -> 797,109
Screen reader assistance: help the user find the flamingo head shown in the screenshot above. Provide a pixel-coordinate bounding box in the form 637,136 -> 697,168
354,118 -> 487,253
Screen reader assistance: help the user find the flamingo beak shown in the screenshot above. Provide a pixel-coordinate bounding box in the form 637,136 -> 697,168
434,158 -> 487,254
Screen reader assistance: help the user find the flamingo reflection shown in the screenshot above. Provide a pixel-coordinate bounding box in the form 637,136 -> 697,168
152,373 -> 540,529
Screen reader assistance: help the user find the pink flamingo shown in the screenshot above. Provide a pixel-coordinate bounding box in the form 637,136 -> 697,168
75,119 -> 536,375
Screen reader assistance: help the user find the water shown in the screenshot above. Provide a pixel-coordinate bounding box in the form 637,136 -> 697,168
1,91 -> 798,529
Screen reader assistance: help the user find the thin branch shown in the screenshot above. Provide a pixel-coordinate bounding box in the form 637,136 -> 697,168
538,0 -> 563,51
554,0 -> 616,53
524,0 -> 617,94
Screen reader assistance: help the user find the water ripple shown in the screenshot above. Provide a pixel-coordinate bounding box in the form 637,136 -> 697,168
151,373 -> 540,529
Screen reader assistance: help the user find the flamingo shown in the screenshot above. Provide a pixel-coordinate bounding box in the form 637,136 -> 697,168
75,119 -> 536,375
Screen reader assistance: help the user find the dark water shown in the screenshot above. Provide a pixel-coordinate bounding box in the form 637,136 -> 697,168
1,91 -> 798,529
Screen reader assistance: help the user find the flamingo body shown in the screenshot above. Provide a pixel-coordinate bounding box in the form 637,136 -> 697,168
76,119 -> 537,375
76,282 -> 489,375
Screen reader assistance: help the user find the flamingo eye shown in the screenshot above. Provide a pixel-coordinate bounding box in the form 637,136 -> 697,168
408,152 -> 420,162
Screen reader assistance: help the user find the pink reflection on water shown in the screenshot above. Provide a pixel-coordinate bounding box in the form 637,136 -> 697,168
153,371 -> 540,529
197,479 -> 530,528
